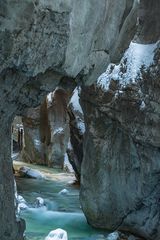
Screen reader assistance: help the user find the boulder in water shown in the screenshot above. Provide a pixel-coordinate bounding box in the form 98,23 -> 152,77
106,232 -> 119,240
45,228 -> 68,240
18,202 -> 28,210
35,197 -> 45,207
17,195 -> 26,204
18,166 -> 45,179
58,189 -> 69,195
17,195 -> 28,212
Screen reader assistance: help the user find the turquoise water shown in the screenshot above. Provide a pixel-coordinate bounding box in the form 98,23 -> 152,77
16,166 -> 109,240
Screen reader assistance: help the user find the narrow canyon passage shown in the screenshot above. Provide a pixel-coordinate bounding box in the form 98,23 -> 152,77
0,0 -> 160,240
11,88 -> 87,239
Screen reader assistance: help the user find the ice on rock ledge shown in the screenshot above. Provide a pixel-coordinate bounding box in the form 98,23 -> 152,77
45,228 -> 68,240
97,41 -> 158,91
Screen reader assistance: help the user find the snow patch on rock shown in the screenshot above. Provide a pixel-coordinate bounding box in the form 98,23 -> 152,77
17,195 -> 26,204
47,92 -> 53,104
97,41 -> 158,91
77,119 -> 85,134
35,197 -> 45,207
17,194 -> 28,212
64,153 -> 74,173
140,100 -> 146,110
34,139 -> 41,151
69,87 -> 85,134
70,87 -> 83,114
67,139 -> 73,150
106,231 -> 119,240
45,228 -> 68,240
54,127 -> 64,135
12,152 -> 19,160
18,202 -> 28,210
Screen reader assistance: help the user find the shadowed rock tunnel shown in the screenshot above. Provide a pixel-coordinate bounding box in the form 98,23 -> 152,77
0,0 -> 159,239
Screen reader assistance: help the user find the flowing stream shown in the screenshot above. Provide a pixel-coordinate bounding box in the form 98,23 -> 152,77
15,162 -> 109,240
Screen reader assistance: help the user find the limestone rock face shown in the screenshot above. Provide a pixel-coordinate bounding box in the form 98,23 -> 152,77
67,88 -> 85,181
22,88 -> 71,168
0,127 -> 25,240
0,0 -> 138,83
80,45 -> 160,239
22,87 -> 84,179
0,0 -> 138,239
22,97 -> 51,166
136,0 -> 160,43
80,1 -> 160,237
22,106 -> 45,164
47,88 -> 70,168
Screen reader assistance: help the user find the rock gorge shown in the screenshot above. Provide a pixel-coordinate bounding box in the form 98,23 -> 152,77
20,86 -> 83,181
22,88 -> 71,168
0,0 -> 159,240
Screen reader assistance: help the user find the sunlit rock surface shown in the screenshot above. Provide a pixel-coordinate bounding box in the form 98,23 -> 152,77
58,189 -> 69,196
